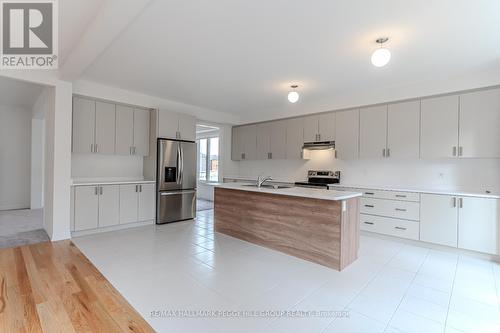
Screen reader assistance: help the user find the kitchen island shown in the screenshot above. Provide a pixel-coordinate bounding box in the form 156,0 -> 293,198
214,183 -> 362,270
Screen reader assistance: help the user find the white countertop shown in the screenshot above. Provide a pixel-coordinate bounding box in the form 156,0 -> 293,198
328,184 -> 500,199
215,183 -> 362,201
72,179 -> 155,186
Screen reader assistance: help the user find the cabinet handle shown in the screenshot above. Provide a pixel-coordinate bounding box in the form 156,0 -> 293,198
395,226 -> 407,231
458,146 -> 463,157
364,222 -> 374,225
459,198 -> 463,208
395,194 -> 407,198
452,197 -> 457,207
139,185 -> 142,192
95,144 -> 99,153
365,192 -> 375,195
91,144 -> 94,153
135,185 -> 138,193
382,149 -> 386,157
387,148 -> 390,157
100,187 -> 103,195
395,208 -> 407,212
452,146 -> 457,157
364,204 -> 374,208
95,186 -> 98,195
242,153 -> 246,160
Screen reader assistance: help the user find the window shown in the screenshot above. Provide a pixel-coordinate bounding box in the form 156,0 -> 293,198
197,137 -> 219,182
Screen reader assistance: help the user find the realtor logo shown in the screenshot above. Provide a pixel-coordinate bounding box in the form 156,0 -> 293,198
1,0 -> 58,69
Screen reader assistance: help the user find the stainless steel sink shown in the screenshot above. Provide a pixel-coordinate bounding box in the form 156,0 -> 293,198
242,184 -> 294,189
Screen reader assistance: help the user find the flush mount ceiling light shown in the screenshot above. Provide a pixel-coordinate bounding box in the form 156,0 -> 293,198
288,85 -> 300,103
371,37 -> 391,67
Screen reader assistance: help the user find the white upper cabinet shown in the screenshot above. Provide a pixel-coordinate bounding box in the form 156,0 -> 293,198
269,120 -> 287,160
458,197 -> 500,255
133,108 -> 150,156
95,101 -> 116,155
115,105 -> 134,155
158,110 -> 196,141
335,109 -> 359,160
231,126 -> 242,161
178,113 -> 196,141
303,115 -> 319,142
256,123 -> 271,160
359,105 -> 387,159
387,101 -> 420,159
72,97 -> 95,154
420,95 -> 459,159
318,112 -> 336,141
241,125 -> 257,160
285,118 -> 304,160
420,194 -> 458,247
459,88 -> 500,158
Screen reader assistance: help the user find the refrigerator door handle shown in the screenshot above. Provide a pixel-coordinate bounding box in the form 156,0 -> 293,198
176,144 -> 181,184
160,190 -> 196,196
179,145 -> 184,185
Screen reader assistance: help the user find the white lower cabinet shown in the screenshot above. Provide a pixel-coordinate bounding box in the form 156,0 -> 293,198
119,183 -> 156,224
74,186 -> 99,231
420,194 -> 458,247
458,197 -> 500,255
73,182 -> 155,233
360,214 -> 419,240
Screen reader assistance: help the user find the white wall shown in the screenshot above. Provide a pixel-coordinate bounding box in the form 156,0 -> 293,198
235,151 -> 500,192
30,118 -> 45,209
0,104 -> 32,210
71,154 -> 144,181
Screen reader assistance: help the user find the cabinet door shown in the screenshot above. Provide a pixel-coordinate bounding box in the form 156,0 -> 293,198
240,125 -> 257,160
285,118 -> 304,159
72,97 -> 95,153
178,113 -> 196,141
98,185 -> 120,227
359,105 -> 387,159
458,197 -> 500,254
335,109 -> 359,160
303,115 -> 319,142
133,108 -> 150,156
387,101 -> 420,159
269,120 -> 286,160
158,109 -> 179,139
459,88 -> 500,158
95,101 -> 116,155
318,112 -> 336,141
420,95 -> 459,159
231,126 -> 242,161
115,105 -> 134,155
138,184 -> 156,221
256,123 -> 271,160
119,185 -> 138,224
74,186 -> 98,231
420,194 -> 458,247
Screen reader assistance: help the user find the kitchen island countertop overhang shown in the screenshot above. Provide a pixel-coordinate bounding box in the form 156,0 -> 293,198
213,183 -> 363,271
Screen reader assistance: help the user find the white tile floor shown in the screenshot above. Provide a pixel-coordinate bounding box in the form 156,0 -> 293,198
73,210 -> 500,333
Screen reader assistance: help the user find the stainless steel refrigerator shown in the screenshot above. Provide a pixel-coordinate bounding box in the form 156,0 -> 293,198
156,138 -> 197,224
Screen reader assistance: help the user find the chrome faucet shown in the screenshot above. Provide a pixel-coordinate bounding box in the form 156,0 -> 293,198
257,175 -> 274,188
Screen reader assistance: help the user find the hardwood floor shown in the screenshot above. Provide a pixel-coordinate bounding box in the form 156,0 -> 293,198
0,240 -> 154,333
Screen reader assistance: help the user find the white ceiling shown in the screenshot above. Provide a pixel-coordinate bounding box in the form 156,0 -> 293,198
0,77 -> 45,109
78,0 -> 500,121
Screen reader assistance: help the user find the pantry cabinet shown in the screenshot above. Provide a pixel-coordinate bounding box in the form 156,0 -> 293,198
359,105 -> 387,159
335,109 -> 359,160
420,95 -> 460,159
459,88 -> 500,158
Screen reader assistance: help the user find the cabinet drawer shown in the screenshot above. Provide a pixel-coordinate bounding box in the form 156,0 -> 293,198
361,197 -> 420,221
362,189 -> 420,202
360,214 -> 420,240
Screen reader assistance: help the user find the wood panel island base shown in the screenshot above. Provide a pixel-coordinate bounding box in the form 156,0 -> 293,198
214,185 -> 362,271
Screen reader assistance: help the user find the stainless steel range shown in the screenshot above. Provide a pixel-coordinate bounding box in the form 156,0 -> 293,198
295,170 -> 340,189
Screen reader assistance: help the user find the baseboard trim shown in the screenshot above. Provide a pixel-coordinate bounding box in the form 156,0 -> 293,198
71,220 -> 155,238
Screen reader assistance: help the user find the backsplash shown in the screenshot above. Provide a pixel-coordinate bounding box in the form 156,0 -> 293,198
235,150 -> 500,191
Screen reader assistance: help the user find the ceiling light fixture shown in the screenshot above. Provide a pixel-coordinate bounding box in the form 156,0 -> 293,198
288,85 -> 299,103
371,37 -> 391,67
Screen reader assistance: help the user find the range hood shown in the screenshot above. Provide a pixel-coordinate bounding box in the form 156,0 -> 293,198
302,141 -> 336,151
